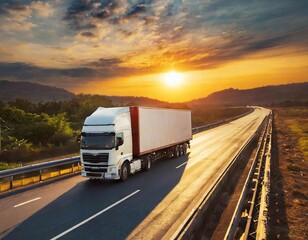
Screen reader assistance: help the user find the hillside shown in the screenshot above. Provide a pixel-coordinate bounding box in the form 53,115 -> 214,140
189,82 -> 308,106
0,80 -> 75,103
104,96 -> 193,109
1,80 -> 307,106
105,96 -> 168,107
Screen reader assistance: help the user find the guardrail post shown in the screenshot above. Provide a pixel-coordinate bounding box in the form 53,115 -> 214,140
39,170 -> 42,181
72,163 -> 74,173
10,176 -> 13,190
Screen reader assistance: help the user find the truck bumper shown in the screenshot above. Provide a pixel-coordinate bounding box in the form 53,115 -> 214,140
81,169 -> 120,180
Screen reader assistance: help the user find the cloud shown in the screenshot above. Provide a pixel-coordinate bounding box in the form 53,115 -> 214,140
0,60 -> 149,88
63,0 -> 112,30
65,0 -> 307,72
0,62 -> 96,86
31,1 -> 54,18
2,21 -> 37,32
1,4 -> 30,14
80,31 -> 97,38
158,27 -> 308,72
0,1 -> 54,18
88,58 -> 123,67
0,0 -> 54,32
63,0 -> 153,33
126,4 -> 147,18
0,2 -> 31,23
147,0 -> 308,68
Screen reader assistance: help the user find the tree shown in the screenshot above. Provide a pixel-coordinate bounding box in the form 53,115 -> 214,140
47,113 -> 74,146
8,98 -> 36,113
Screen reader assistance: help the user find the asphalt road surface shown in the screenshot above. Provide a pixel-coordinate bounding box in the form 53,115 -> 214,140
0,107 -> 270,240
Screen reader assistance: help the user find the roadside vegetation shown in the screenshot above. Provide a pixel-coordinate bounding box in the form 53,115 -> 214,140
0,96 -> 250,170
191,106 -> 248,128
269,107 -> 308,239
0,95 -> 113,170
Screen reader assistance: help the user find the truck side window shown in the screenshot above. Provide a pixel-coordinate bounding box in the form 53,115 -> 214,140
116,132 -> 124,147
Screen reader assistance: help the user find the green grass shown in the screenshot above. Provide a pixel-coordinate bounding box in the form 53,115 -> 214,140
0,162 -> 21,171
0,142 -> 79,170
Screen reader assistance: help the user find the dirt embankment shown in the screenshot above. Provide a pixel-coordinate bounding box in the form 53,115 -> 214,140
269,108 -> 308,239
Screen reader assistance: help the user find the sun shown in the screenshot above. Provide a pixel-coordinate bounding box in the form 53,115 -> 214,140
164,71 -> 184,87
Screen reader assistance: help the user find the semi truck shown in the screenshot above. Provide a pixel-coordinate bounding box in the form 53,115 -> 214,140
80,106 -> 192,181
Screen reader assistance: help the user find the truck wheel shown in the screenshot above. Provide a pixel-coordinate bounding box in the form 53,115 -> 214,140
145,155 -> 152,171
120,162 -> 129,181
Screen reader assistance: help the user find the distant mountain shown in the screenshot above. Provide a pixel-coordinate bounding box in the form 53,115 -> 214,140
188,82 -> 308,106
105,96 -> 169,107
0,80 -> 75,103
1,80 -> 307,106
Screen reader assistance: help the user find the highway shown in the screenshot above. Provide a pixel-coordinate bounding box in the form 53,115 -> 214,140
0,108 -> 269,240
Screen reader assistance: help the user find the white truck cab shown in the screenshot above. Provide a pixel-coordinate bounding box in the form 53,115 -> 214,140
80,107 -> 141,180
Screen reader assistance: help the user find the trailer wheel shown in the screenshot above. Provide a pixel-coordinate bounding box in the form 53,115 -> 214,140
120,162 -> 129,181
183,143 -> 187,154
144,155 -> 152,171
174,145 -> 180,158
179,145 -> 184,156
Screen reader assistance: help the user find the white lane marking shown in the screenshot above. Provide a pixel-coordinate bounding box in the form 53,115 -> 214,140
50,190 -> 141,240
176,161 -> 187,169
14,197 -> 41,208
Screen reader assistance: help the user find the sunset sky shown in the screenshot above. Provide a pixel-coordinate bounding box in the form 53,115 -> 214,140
0,0 -> 307,102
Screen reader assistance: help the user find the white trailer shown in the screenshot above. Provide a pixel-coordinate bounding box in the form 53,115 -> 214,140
80,106 -> 192,181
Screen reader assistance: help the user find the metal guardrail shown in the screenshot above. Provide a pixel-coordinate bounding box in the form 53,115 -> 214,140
256,114 -> 272,239
224,111 -> 272,240
0,156 -> 80,192
0,107 -> 254,193
243,112 -> 272,239
0,156 -> 80,179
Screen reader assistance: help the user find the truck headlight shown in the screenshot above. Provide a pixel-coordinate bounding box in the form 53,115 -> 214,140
108,166 -> 117,173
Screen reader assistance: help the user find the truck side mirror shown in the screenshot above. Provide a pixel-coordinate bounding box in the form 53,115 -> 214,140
115,132 -> 124,150
117,137 -> 124,147
115,137 -> 123,150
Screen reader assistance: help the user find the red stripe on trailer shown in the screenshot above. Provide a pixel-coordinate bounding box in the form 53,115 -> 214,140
130,106 -> 140,157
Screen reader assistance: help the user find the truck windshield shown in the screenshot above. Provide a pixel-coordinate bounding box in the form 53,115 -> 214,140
81,132 -> 115,150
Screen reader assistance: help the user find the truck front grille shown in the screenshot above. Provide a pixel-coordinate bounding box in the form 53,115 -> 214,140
86,173 -> 102,177
84,167 -> 107,173
83,153 -> 109,175
83,153 -> 109,164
